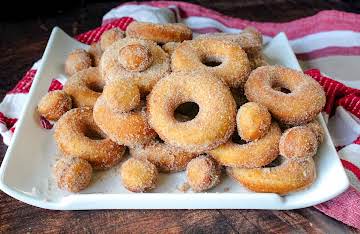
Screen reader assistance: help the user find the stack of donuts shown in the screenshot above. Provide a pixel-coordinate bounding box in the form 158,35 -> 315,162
37,21 -> 326,195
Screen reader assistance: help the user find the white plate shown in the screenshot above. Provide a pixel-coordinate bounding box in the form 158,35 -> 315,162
0,27 -> 349,210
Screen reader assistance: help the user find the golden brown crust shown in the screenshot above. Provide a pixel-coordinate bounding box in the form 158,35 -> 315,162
279,126 -> 318,159
245,66 -> 326,125
54,157 -> 93,192
209,122 -> 281,168
63,67 -> 105,107
126,22 -> 192,43
54,107 -> 126,170
120,158 -> 158,192
162,42 -> 180,56
88,42 -> 103,67
37,90 -> 72,121
237,102 -> 271,141
227,157 -> 316,195
65,49 -> 92,76
147,71 -> 236,153
100,27 -> 125,51
130,140 -> 198,173
171,38 -> 251,88
306,120 -> 324,144
100,38 -> 170,94
118,44 -> 153,72
186,155 -> 221,192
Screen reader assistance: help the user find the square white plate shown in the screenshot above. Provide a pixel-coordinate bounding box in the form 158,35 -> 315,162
0,27 -> 349,210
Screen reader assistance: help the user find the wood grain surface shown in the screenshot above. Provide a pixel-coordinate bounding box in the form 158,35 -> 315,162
0,0 -> 359,233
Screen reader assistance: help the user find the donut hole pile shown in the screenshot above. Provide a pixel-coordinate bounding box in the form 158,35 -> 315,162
37,22 -> 326,195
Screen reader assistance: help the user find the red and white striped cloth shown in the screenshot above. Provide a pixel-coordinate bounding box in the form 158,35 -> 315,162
1,1 -> 359,228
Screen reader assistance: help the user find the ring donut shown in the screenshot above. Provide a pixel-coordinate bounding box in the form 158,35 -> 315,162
245,66 -> 326,125
209,122 -> 281,168
93,79 -> 157,146
227,156 -> 316,195
54,107 -> 126,170
147,71 -> 236,153
171,38 -> 251,88
126,22 -> 192,43
63,67 -> 105,107
130,140 -> 198,173
37,90 -> 72,121
100,38 -> 170,93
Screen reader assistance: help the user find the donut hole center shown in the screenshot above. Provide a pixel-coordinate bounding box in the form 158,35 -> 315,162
87,82 -> 104,93
201,56 -> 223,67
231,131 -> 247,145
263,156 -> 285,168
84,126 -> 105,140
174,102 -> 199,122
272,83 -> 291,94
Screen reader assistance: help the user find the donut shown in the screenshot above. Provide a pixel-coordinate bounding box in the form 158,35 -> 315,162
54,157 -> 92,192
186,155 -> 221,192
120,158 -> 158,192
245,66 -> 326,125
88,42 -> 103,67
37,90 -> 72,121
118,44 -> 153,72
227,156 -> 316,195
279,126 -> 318,159
100,27 -> 125,51
65,49 -> 92,76
93,79 -> 157,146
171,38 -> 251,88
209,122 -> 281,168
306,120 -> 324,144
248,52 -> 268,70
130,139 -> 198,173
196,27 -> 263,57
237,102 -> 271,141
147,71 -> 236,153
63,67 -> 105,107
54,107 -> 126,169
162,42 -> 180,55
126,22 -> 192,43
100,38 -> 170,93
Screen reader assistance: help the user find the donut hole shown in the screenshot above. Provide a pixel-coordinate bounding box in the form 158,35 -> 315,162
263,156 -> 285,168
272,83 -> 291,94
87,82 -> 104,93
231,131 -> 247,145
174,102 -> 199,122
201,56 -> 223,67
84,126 -> 105,140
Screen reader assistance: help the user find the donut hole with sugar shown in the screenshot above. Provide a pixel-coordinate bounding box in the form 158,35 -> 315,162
174,102 -> 200,122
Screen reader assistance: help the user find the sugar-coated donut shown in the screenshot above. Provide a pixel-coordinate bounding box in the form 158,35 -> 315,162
279,126 -> 318,159
88,42 -> 103,67
237,102 -> 271,141
100,27 -> 125,51
245,66 -> 326,125
65,49 -> 92,76
100,38 -> 170,93
147,71 -> 236,153
130,140 -> 198,173
196,27 -> 263,57
306,120 -> 324,144
54,157 -> 92,192
171,38 -> 251,88
93,79 -> 157,146
54,107 -> 126,169
162,42 -> 180,55
38,90 -> 72,121
120,158 -> 158,192
63,67 -> 105,107
209,122 -> 281,168
118,44 -> 153,72
227,157 -> 316,195
186,155 -> 221,192
126,22 -> 192,43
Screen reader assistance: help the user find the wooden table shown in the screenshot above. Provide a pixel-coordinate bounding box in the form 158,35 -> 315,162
1,1 -> 359,232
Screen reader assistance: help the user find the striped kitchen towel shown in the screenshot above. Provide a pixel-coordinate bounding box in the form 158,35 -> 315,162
0,1 -> 359,228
